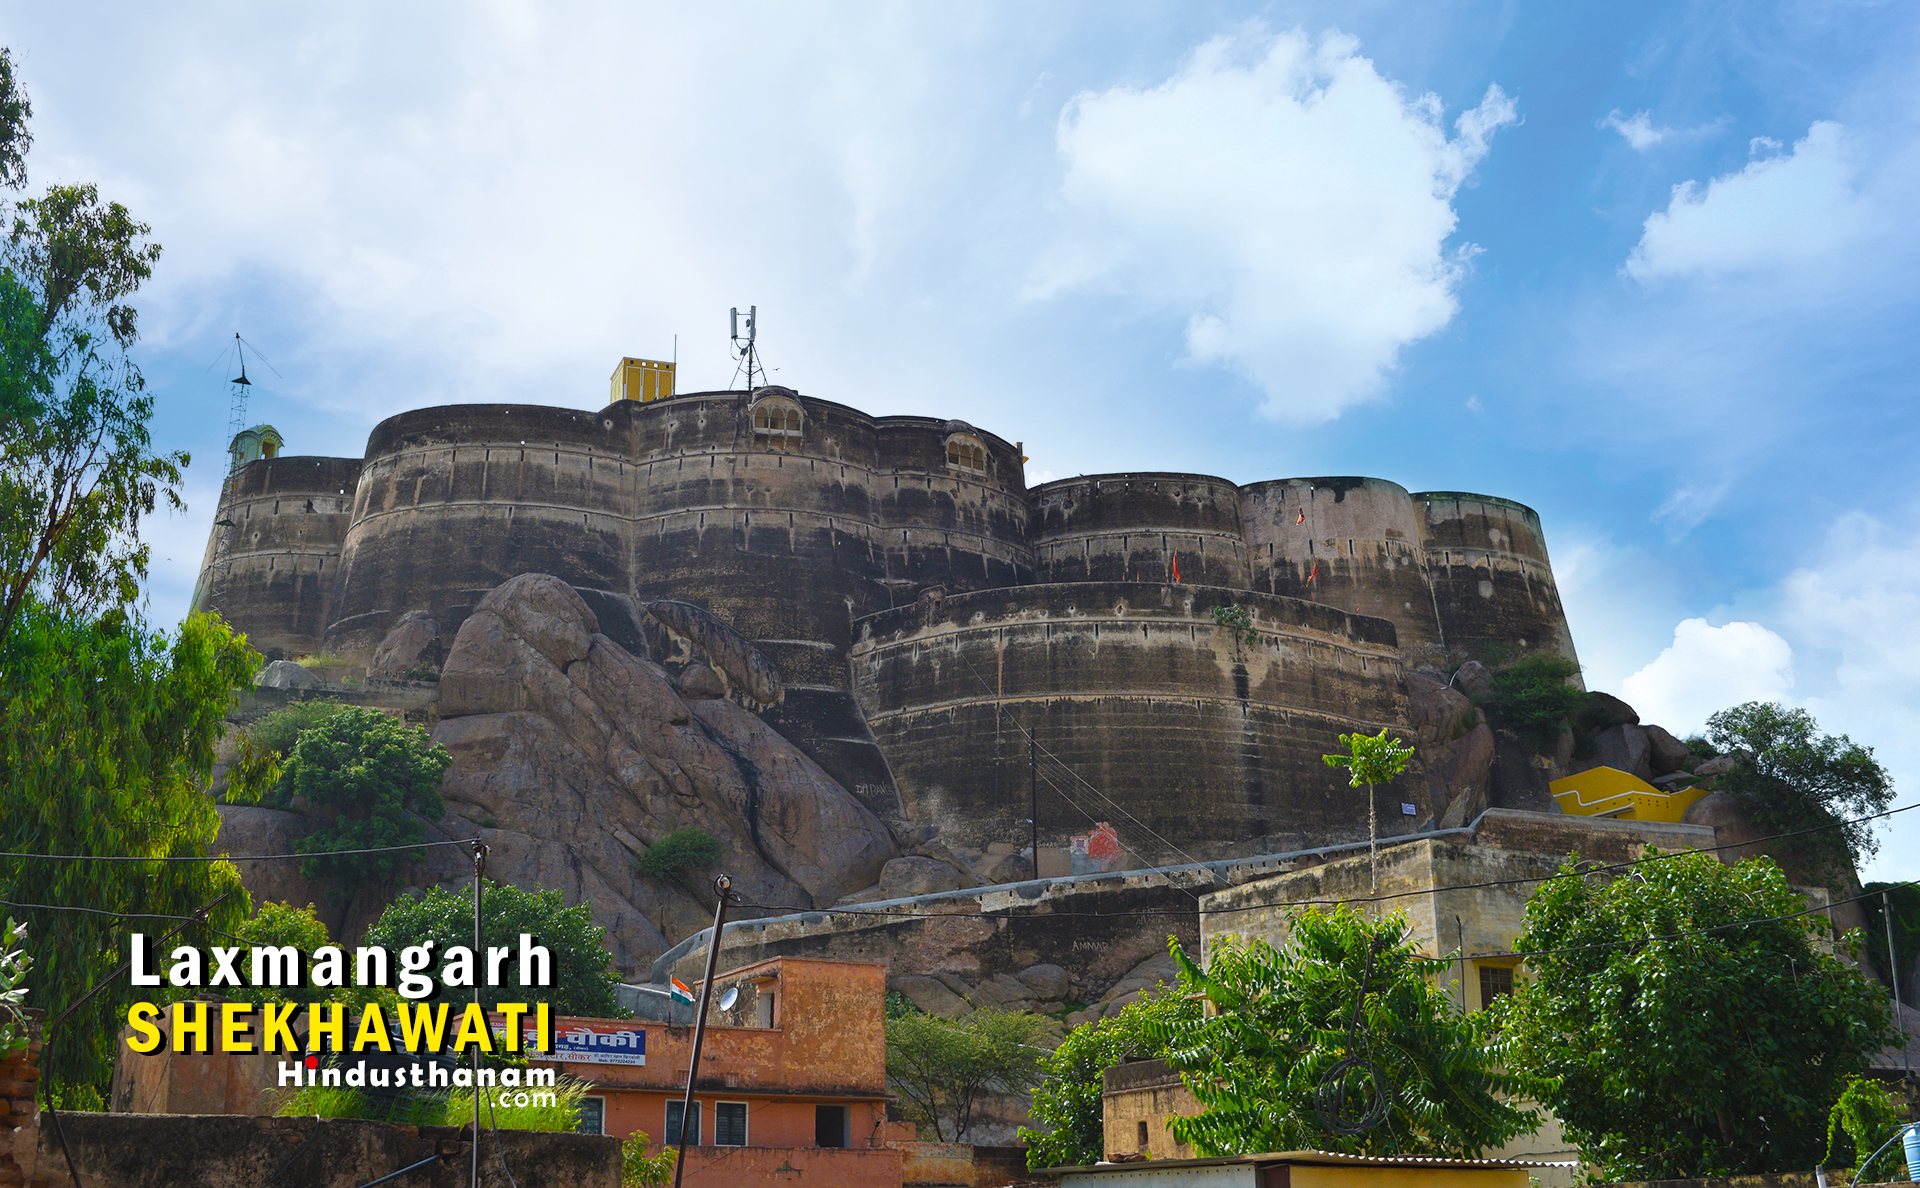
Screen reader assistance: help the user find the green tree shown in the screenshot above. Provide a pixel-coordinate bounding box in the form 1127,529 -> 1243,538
0,607 -> 258,1092
1021,985 -> 1196,1168
363,881 -> 623,1017
1494,848 -> 1895,1180
0,48 -> 264,1097
634,827 -> 723,881
1323,728 -> 1414,892
885,1007 -> 1051,1142
1705,701 -> 1893,879
166,902 -> 397,1013
275,707 -> 450,886
1149,907 -> 1538,1158
621,1133 -> 675,1188
1823,1076 -> 1903,1180
244,698 -> 348,767
1476,654 -> 1585,753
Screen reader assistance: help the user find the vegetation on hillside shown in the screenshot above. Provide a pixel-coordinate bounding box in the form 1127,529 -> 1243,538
273,706 -> 451,887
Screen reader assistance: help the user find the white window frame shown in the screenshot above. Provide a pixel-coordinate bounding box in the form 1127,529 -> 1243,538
713,1100 -> 749,1147
665,1099 -> 700,1146
576,1095 -> 607,1136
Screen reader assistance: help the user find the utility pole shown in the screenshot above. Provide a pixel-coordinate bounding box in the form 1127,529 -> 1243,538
1029,734 -> 1039,881
470,840 -> 488,1188
674,875 -> 734,1188
1885,889 -> 1908,1073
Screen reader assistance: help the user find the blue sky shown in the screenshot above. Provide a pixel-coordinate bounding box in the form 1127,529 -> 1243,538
6,1 -> 1916,879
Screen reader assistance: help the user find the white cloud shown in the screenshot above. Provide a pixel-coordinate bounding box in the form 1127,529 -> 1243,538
1620,618 -> 1795,735
1040,27 -> 1515,423
1599,508 -> 1920,880
1779,510 -> 1920,740
1602,109 -> 1668,151
1627,121 -> 1873,279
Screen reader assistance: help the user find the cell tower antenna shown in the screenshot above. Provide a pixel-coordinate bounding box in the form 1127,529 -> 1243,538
203,333 -> 260,615
226,333 -> 253,456
729,305 -> 763,391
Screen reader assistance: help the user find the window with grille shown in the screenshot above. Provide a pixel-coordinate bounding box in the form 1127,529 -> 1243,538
751,398 -> 803,436
1479,964 -> 1514,1006
576,1097 -> 605,1136
713,1102 -> 748,1147
945,435 -> 987,473
665,1100 -> 700,1146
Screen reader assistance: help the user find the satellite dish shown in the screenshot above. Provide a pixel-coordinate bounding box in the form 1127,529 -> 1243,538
717,985 -> 740,1011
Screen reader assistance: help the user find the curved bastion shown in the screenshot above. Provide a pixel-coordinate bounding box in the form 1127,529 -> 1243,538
848,582 -> 1411,858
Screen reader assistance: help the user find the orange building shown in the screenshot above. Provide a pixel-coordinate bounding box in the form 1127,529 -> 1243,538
520,956 -> 903,1187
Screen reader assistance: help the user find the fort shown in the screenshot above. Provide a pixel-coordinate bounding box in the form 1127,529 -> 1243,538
195,380 -> 1579,862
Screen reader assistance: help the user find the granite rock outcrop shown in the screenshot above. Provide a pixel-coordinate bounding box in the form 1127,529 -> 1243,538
421,573 -> 899,974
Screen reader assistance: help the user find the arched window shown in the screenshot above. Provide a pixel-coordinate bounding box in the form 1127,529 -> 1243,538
945,434 -> 988,474
750,395 -> 803,437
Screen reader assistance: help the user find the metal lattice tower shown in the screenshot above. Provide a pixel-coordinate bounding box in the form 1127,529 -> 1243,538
202,335 -> 253,614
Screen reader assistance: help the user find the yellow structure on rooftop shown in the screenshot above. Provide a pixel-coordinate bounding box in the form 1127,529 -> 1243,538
610,357 -> 675,404
1549,765 -> 1708,823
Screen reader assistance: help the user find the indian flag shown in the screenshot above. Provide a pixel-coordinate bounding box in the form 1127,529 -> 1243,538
670,977 -> 695,1005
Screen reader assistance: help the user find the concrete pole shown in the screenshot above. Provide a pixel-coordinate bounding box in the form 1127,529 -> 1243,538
674,875 -> 733,1188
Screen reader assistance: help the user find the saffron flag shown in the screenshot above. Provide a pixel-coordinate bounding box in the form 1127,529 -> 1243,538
1308,562 -> 1319,582
1296,508 -> 1305,524
1171,553 -> 1181,583
670,977 -> 694,1005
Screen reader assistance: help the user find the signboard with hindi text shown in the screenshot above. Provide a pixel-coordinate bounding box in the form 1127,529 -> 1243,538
533,1024 -> 647,1066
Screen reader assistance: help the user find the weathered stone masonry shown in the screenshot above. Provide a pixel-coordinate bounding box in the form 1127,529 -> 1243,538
195,386 -> 1579,859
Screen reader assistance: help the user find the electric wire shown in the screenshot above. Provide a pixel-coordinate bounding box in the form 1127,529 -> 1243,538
0,837 -> 473,862
952,649 -> 1218,887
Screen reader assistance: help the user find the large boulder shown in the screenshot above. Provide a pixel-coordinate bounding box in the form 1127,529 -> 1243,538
1016,963 -> 1071,999
431,574 -> 898,976
1452,661 -> 1496,701
257,660 -> 320,690
1407,673 -> 1496,828
1581,692 -> 1640,729
879,856 -> 967,898
1591,724 -> 1653,780
890,974 -> 971,1019
1487,731 -> 1554,812
369,611 -> 441,678
1644,725 -> 1693,775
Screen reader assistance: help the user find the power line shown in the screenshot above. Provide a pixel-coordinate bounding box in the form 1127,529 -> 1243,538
0,838 -> 473,863
951,649 -> 1216,882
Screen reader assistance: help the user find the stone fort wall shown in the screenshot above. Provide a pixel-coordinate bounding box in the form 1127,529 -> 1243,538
194,385 -> 1579,854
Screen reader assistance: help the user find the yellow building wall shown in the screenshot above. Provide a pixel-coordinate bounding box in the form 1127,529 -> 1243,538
1548,766 -> 1708,823
1103,1079 -> 1201,1161
610,357 -> 675,403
